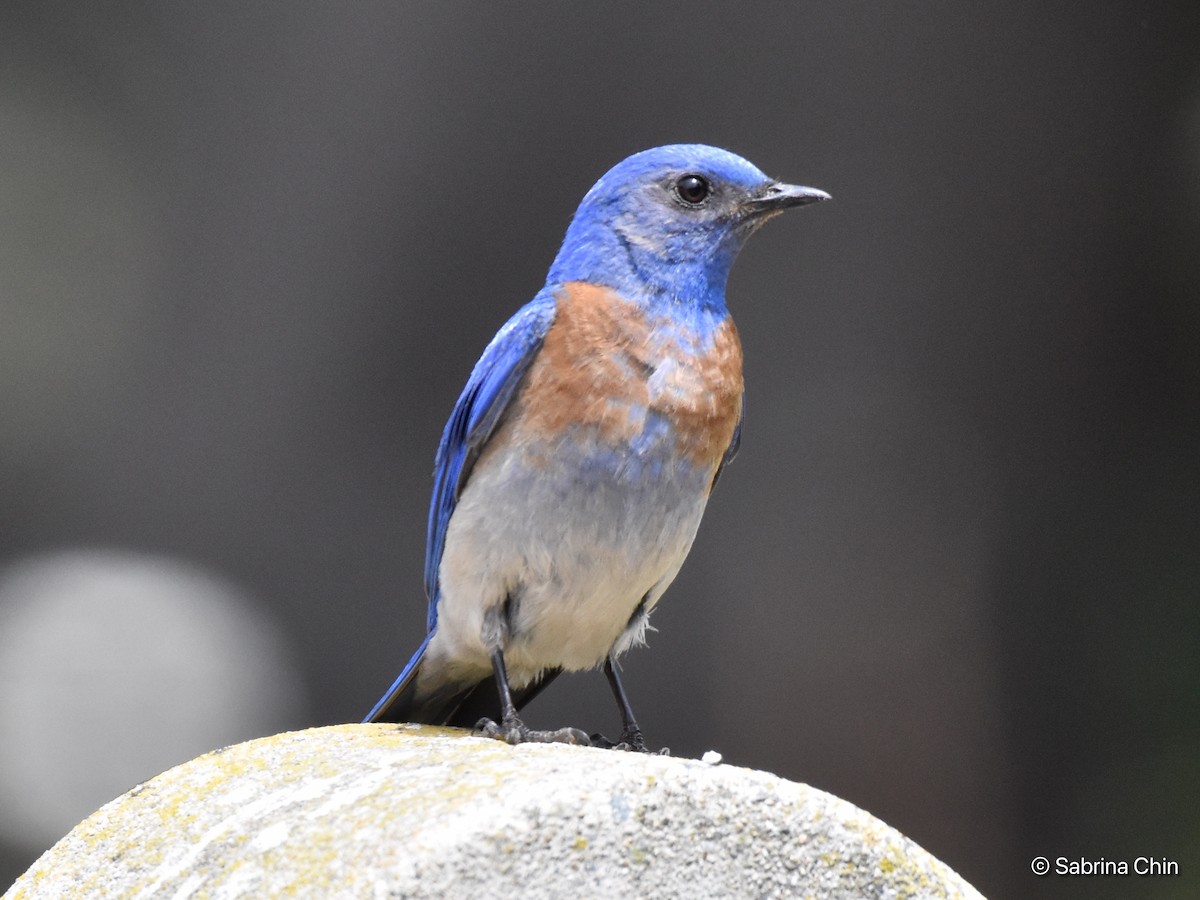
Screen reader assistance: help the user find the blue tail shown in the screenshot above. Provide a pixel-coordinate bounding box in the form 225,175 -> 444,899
363,632 -> 434,724
364,632 -> 563,727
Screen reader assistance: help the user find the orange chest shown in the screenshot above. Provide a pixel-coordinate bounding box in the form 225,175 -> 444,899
517,283 -> 744,470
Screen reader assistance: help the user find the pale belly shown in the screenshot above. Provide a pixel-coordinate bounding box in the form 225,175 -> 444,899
428,435 -> 713,688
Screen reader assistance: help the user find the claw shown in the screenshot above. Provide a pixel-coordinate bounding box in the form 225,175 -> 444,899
589,729 -> 669,755
474,716 -> 591,746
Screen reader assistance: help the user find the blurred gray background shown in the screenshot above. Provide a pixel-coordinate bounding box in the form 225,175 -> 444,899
1,3 -> 1198,897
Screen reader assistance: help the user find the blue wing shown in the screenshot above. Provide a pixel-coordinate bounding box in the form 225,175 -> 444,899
423,290 -> 558,626
364,290 -> 558,724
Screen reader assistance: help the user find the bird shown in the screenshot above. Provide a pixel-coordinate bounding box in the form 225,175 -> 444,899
365,144 -> 828,750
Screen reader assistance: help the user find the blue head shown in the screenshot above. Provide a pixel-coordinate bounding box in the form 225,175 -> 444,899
547,144 -> 828,309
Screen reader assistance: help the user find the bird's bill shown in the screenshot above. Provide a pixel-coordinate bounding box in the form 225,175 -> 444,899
743,182 -> 832,213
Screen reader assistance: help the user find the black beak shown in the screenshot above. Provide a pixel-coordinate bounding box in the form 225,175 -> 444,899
744,181 -> 831,214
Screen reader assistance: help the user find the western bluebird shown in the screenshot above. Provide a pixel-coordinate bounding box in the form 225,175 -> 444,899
365,144 -> 828,750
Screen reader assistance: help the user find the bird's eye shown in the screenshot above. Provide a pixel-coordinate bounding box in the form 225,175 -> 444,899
674,174 -> 711,206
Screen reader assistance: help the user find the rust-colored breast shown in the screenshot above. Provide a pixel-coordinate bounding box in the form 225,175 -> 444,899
517,282 -> 654,444
652,315 -> 743,470
514,281 -> 743,471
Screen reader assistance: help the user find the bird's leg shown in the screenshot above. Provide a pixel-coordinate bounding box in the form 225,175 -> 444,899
473,647 -> 590,746
591,655 -> 669,755
602,655 -> 647,751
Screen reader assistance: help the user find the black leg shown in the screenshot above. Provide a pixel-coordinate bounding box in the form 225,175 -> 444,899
491,646 -> 520,724
604,656 -> 645,749
473,647 -> 590,746
591,655 -> 668,754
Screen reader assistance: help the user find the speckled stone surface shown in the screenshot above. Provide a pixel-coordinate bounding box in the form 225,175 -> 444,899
4,724 -> 984,899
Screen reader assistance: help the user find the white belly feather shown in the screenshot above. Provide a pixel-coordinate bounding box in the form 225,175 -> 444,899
428,436 -> 712,688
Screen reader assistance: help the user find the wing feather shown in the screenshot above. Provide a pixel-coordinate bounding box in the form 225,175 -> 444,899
422,290 -> 558,627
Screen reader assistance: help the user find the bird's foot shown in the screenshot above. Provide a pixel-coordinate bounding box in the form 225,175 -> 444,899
589,728 -> 670,755
474,716 -> 591,746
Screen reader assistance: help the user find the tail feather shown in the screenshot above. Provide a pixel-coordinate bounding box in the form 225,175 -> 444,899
364,633 -> 563,727
362,629 -> 495,725
363,632 -> 433,724
441,667 -> 563,728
